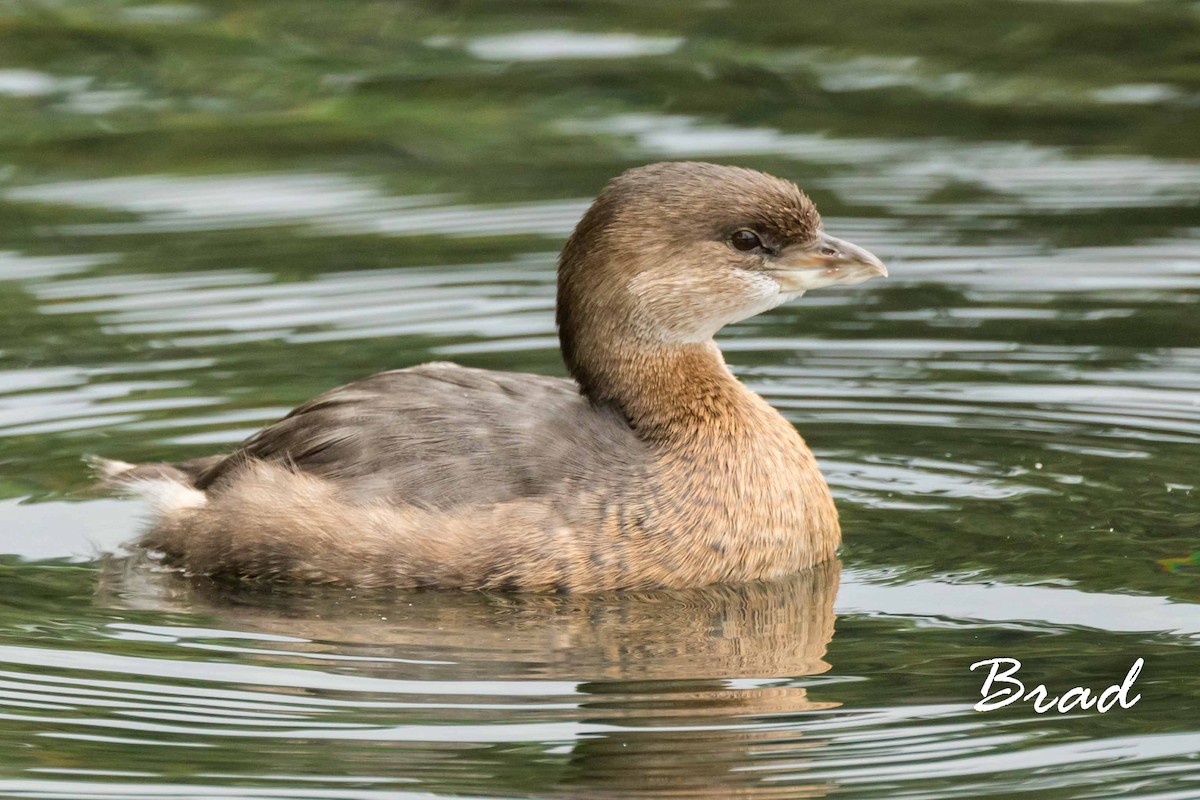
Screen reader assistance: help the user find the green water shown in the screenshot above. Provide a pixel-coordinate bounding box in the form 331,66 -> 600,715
1,1 -> 1198,797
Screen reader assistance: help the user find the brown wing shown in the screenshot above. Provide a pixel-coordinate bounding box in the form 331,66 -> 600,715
193,362 -> 645,510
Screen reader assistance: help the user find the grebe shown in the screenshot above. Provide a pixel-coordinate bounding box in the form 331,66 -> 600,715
92,162 -> 886,592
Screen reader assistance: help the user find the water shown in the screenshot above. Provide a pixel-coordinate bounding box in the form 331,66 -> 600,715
1,1 -> 1198,797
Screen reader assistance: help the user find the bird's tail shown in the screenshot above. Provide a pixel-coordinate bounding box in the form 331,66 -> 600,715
84,454 -> 209,516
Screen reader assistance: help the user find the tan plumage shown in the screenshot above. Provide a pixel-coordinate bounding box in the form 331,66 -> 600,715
91,161 -> 887,592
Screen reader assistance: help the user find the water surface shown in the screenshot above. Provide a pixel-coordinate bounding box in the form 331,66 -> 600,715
1,1 -> 1198,798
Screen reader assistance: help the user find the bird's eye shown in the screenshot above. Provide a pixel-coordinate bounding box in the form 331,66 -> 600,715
730,229 -> 763,252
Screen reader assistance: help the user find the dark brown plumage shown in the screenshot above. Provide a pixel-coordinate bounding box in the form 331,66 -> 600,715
92,161 -> 886,592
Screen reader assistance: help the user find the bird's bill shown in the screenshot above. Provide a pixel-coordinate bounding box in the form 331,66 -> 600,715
768,233 -> 888,292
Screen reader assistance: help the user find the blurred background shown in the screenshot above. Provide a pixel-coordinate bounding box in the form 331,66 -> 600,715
0,1 -> 1198,799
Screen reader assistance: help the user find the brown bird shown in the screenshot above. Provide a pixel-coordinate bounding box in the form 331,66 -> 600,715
91,161 -> 887,592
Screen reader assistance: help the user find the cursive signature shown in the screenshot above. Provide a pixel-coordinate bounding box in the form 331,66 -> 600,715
969,657 -> 1143,713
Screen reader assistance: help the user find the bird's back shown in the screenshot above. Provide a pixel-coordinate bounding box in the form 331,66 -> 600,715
193,362 -> 648,510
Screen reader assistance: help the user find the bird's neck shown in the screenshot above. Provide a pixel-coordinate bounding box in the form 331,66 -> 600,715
570,339 -> 785,446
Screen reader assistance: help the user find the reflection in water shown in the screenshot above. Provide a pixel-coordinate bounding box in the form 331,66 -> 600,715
563,114 -> 1200,212
458,32 -> 683,62
96,557 -> 841,798
5,173 -> 590,238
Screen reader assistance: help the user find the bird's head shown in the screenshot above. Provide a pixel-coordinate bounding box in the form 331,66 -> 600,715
557,162 -> 886,391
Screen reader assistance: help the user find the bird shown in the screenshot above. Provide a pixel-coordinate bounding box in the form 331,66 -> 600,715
90,161 -> 887,593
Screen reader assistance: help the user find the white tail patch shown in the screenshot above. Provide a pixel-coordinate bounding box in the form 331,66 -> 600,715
84,455 -> 136,482
126,478 -> 208,517
85,455 -> 205,517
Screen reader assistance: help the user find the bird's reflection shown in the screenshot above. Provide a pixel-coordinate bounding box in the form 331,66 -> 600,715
98,556 -> 841,798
